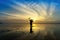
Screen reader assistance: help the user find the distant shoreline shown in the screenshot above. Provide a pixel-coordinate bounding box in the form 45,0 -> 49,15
0,23 -> 60,24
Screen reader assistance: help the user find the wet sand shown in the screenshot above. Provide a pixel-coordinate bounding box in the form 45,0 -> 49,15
0,24 -> 60,40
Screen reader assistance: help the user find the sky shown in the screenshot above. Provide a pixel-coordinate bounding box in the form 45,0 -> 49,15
0,0 -> 60,23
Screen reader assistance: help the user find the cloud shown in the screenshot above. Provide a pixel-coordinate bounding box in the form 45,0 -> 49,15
0,1 -> 58,21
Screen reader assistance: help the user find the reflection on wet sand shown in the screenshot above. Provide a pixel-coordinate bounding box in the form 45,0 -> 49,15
0,24 -> 60,40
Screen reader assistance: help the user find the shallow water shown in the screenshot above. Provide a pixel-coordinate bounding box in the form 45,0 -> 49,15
0,24 -> 60,40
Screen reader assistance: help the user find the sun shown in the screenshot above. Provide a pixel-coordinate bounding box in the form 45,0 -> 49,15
29,17 -> 37,22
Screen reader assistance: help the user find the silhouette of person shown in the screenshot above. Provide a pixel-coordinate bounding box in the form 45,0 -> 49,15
30,19 -> 33,33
